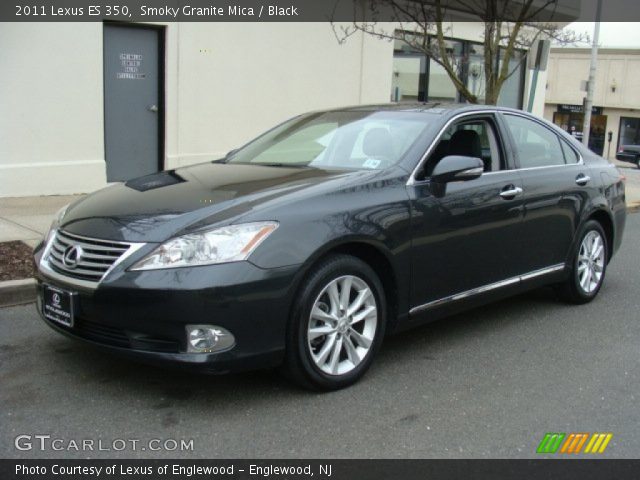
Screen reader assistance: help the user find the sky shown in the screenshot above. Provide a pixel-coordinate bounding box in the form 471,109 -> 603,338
566,22 -> 640,48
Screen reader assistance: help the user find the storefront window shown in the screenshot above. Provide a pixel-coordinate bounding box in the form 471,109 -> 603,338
552,106 -> 607,156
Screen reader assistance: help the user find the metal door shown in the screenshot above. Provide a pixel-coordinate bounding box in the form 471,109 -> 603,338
104,24 -> 162,182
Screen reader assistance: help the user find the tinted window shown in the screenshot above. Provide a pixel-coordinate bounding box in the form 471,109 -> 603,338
560,140 -> 580,164
504,114 -> 565,168
424,119 -> 503,176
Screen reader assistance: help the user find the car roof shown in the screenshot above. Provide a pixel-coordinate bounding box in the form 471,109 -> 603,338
323,102 -> 523,116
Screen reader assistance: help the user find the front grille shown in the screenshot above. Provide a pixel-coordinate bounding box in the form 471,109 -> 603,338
47,230 -> 132,282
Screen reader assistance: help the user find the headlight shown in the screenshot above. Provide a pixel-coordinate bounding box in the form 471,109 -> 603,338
130,221 -> 278,271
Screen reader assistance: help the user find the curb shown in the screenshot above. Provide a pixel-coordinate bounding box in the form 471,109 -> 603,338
628,203 -> 640,214
0,278 -> 36,308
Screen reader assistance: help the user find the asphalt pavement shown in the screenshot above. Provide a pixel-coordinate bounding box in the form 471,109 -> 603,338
1,214 -> 639,459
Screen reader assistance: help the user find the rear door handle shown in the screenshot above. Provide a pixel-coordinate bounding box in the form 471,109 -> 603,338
575,174 -> 591,186
499,186 -> 523,199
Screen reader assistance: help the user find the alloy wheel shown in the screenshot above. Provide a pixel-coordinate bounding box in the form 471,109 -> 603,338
577,230 -> 606,294
307,275 -> 378,376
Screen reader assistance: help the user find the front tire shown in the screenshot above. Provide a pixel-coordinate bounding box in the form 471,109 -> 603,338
283,255 -> 386,390
556,220 -> 608,304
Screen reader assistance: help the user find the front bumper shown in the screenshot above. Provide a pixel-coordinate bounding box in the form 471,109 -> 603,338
35,255 -> 301,374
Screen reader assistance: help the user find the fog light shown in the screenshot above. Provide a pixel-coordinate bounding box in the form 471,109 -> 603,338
186,325 -> 235,353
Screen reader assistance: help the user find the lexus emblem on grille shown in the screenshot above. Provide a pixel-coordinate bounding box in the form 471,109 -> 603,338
62,245 -> 84,269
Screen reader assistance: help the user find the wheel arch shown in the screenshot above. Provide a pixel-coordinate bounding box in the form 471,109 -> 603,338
292,238 -> 402,333
585,208 -> 615,263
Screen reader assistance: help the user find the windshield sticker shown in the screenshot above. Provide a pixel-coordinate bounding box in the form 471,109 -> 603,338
363,159 -> 381,169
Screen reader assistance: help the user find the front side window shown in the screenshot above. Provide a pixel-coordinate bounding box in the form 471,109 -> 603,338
503,114 -> 566,168
423,118 -> 503,177
227,111 -> 432,171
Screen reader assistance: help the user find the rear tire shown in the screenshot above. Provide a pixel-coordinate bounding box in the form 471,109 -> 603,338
556,220 -> 608,304
282,255 -> 386,390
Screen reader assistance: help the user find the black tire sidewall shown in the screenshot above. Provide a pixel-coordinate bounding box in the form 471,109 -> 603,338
288,255 -> 387,390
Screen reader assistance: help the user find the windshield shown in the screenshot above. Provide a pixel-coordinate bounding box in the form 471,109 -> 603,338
226,111 -> 431,170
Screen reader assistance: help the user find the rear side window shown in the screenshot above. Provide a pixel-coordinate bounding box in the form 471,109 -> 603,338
503,114 -> 565,168
560,140 -> 580,164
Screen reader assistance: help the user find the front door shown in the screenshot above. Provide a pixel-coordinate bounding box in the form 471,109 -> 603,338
408,114 -> 525,310
103,24 -> 162,182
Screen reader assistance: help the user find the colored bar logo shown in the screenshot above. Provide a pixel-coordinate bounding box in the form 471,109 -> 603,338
537,433 -> 613,454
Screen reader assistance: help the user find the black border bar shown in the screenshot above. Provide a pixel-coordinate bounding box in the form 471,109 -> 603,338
3,459 -> 640,480
2,0 -> 640,23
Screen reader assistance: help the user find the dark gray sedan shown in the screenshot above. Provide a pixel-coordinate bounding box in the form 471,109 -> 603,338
34,104 -> 627,390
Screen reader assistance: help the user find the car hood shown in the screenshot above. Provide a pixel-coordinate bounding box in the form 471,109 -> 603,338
60,162 -> 359,242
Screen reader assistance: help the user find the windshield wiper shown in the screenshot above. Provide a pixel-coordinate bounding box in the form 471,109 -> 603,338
256,162 -> 314,168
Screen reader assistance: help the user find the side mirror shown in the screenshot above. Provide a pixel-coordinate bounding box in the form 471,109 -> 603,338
430,155 -> 484,184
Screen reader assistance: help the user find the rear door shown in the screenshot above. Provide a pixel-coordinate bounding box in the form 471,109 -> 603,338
500,113 -> 592,273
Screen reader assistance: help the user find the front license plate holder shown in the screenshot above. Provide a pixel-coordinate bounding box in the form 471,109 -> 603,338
42,284 -> 76,328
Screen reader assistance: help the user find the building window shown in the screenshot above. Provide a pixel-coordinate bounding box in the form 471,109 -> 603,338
497,49 -> 525,108
391,35 -> 524,108
391,38 -> 427,102
552,105 -> 607,156
428,39 -> 463,102
466,43 -> 485,103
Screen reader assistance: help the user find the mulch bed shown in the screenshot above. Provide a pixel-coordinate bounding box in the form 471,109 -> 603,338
0,241 -> 36,281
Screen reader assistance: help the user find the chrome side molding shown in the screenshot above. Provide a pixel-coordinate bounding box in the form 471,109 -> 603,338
409,264 -> 566,315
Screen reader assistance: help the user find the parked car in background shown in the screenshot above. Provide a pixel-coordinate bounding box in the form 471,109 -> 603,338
616,144 -> 640,168
34,104 -> 627,390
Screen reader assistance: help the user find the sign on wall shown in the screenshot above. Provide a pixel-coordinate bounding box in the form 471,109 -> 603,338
117,53 -> 145,80
557,104 -> 603,115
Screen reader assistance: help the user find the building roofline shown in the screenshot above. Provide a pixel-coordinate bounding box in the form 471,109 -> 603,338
551,47 -> 640,55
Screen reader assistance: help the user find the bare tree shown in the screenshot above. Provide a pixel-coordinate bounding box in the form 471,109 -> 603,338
332,0 -> 587,105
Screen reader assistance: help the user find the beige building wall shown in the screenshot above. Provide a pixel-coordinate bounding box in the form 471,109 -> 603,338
544,48 -> 640,159
0,22 -> 394,197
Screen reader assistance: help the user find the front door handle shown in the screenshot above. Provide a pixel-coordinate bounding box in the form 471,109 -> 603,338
148,104 -> 159,113
499,186 -> 523,199
575,174 -> 591,186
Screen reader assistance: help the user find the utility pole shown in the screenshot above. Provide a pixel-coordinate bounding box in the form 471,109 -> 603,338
582,0 -> 603,149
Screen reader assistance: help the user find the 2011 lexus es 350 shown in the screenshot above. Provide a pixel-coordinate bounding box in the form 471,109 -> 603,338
35,104 -> 627,390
